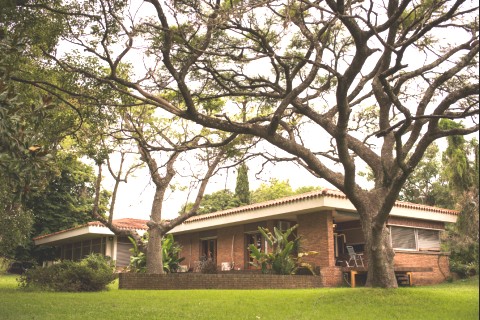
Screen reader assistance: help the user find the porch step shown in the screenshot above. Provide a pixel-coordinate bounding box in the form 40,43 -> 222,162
395,274 -> 411,286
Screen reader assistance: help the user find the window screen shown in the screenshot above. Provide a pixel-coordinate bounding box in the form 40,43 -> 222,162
116,242 -> 133,267
391,226 -> 416,250
417,229 -> 440,251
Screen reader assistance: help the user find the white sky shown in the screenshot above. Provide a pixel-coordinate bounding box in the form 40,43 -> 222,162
105,148 -> 334,221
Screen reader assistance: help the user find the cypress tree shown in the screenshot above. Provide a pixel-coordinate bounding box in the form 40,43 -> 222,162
235,163 -> 250,205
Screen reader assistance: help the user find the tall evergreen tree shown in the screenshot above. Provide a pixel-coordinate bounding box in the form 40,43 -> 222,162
235,163 -> 250,205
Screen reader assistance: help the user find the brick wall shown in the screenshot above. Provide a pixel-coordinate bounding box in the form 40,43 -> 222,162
319,266 -> 344,287
175,232 -> 200,270
394,251 -> 450,285
298,211 -> 335,267
119,273 -> 324,290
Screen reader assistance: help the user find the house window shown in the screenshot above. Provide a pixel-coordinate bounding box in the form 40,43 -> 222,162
390,226 -> 441,251
246,233 -> 264,268
417,229 -> 441,251
64,243 -> 73,260
276,221 -> 291,232
391,226 -> 416,250
73,241 -> 83,261
82,240 -> 91,259
91,238 -> 105,254
116,238 -> 134,267
200,238 -> 217,262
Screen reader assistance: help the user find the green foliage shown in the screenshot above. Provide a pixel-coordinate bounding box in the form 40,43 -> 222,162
18,254 -> 116,292
7,153 -> 103,263
250,179 -> 295,203
128,234 -> 184,273
27,153 -> 100,235
235,163 -> 250,205
249,225 -> 317,275
439,120 -> 474,194
445,191 -> 479,278
399,144 -> 455,208
127,237 -> 146,273
0,257 -> 9,274
401,132 -> 478,278
251,179 -> 321,204
180,189 -> 242,215
0,48 -> 50,256
161,234 -> 185,273
0,10 -> 92,258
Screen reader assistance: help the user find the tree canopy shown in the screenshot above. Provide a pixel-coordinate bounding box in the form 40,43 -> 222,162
6,0 -> 479,287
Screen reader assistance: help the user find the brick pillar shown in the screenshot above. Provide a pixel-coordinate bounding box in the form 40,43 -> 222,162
297,211 -> 335,267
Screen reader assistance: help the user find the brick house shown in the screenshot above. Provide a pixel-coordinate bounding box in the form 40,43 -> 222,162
169,189 -> 456,286
35,189 -> 457,286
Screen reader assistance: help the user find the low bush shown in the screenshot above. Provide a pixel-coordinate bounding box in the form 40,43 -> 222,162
18,254 -> 116,292
199,259 -> 218,274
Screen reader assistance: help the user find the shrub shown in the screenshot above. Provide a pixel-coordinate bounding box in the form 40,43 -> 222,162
18,254 -> 116,292
162,234 -> 185,273
199,258 -> 218,274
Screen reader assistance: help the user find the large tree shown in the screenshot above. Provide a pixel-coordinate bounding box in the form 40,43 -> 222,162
122,107 -> 239,273
12,0 -> 479,287
0,1 -> 72,256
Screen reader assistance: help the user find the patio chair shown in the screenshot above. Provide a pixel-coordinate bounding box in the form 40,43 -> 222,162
346,246 -> 364,267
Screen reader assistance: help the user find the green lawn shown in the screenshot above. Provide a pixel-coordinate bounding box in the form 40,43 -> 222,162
0,274 -> 478,320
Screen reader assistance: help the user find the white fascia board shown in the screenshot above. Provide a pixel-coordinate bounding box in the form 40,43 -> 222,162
169,195 -> 457,234
388,206 -> 457,223
34,225 -> 114,246
323,196 -> 456,222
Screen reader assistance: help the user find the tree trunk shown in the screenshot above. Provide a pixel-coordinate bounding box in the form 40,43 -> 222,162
146,188 -> 165,274
362,216 -> 398,288
146,227 -> 164,274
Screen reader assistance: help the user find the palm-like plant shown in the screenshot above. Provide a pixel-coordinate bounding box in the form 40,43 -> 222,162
249,225 -> 317,275
128,234 -> 184,273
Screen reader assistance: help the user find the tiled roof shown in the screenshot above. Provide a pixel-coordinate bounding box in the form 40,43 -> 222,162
33,218 -> 148,241
182,188 -> 458,224
33,189 -> 458,241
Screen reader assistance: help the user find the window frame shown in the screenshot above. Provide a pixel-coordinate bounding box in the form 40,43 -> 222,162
389,225 -> 442,252
200,237 -> 217,263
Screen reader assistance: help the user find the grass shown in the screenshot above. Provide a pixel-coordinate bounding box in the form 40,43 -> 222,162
0,274 -> 478,320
